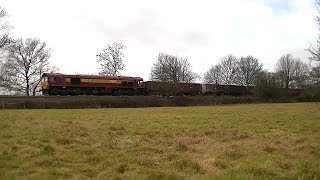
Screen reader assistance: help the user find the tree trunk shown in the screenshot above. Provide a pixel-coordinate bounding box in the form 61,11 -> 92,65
26,77 -> 30,96
32,87 -> 36,96
26,88 -> 29,96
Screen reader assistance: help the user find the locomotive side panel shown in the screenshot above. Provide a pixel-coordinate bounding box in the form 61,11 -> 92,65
41,73 -> 144,96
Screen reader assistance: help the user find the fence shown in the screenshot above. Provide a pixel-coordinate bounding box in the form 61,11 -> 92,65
1,95 -> 317,109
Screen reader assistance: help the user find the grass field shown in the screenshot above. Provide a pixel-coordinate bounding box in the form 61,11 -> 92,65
0,103 -> 319,179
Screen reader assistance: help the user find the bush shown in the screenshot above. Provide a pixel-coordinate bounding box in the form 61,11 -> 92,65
0,94 -> 318,109
299,85 -> 320,102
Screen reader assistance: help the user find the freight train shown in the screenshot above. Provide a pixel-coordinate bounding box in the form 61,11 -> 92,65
40,73 -> 300,96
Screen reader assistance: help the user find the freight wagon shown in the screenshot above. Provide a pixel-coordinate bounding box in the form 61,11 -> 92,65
201,84 -> 254,95
144,81 -> 202,96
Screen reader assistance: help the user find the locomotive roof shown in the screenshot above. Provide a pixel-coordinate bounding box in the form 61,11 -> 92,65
42,73 -> 143,80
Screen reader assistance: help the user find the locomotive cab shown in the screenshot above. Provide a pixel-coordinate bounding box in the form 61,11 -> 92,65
41,75 -> 49,95
41,73 -> 63,95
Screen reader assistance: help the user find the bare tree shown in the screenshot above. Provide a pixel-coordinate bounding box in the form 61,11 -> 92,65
310,64 -> 320,84
275,54 -> 309,88
0,38 -> 53,96
96,42 -> 125,76
308,45 -> 320,62
255,71 -> 283,98
236,56 -> 263,86
204,64 -> 222,84
292,60 -> 311,88
204,55 -> 238,85
307,0 -> 320,61
276,54 -> 295,88
0,60 -> 19,94
218,55 -> 238,84
0,7 -> 12,94
150,52 -> 197,83
0,7 -> 11,50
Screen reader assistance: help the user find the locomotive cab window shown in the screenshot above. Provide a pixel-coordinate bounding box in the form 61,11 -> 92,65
122,81 -> 133,86
49,77 -> 56,82
42,76 -> 48,82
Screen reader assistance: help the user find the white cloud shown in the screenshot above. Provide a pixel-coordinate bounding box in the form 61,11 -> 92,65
1,0 -> 318,80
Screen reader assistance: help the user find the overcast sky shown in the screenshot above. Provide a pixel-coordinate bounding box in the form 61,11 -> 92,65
1,0 -> 318,81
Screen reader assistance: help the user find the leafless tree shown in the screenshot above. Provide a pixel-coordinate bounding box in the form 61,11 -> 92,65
275,54 -> 310,88
307,0 -> 320,61
0,7 -> 11,94
236,56 -> 263,86
218,55 -> 238,84
0,7 -> 11,50
305,0 -> 320,91
150,52 -> 197,83
0,38 -> 53,96
204,55 -> 238,85
204,64 -> 222,84
255,71 -> 282,98
292,60 -> 311,88
310,64 -> 320,84
96,42 -> 125,76
308,45 -> 320,62
275,54 -> 295,88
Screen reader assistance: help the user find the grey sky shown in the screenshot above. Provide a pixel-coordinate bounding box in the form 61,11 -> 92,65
1,0 -> 318,81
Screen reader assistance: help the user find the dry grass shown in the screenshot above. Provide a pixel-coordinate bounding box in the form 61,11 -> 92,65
0,103 -> 319,179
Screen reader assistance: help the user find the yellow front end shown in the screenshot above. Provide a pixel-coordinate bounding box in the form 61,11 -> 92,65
41,81 -> 49,91
41,76 -> 49,95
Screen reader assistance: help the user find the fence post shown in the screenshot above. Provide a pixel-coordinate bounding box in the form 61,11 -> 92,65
43,100 -> 46,109
2,97 -> 4,109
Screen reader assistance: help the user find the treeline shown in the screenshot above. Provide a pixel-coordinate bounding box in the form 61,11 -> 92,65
148,52 -> 320,99
0,7 -> 57,96
0,4 -> 320,99
204,54 -> 314,88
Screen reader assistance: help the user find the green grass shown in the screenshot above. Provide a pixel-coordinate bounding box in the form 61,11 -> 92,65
0,103 -> 319,179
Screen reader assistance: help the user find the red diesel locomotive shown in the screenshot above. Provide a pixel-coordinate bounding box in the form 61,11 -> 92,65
41,73 -> 144,95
